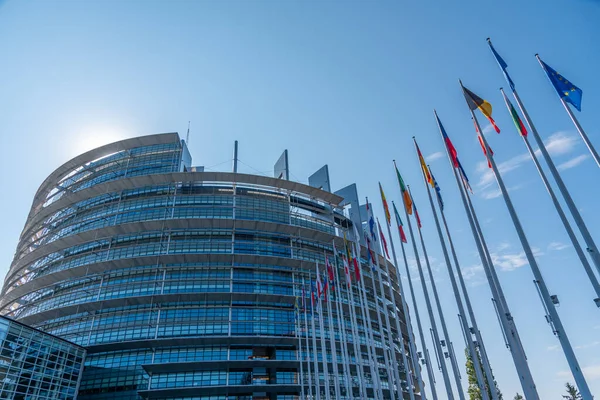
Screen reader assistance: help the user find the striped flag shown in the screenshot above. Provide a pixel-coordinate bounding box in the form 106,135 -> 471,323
457,159 -> 473,194
379,182 -> 392,225
501,89 -> 527,137
392,201 -> 408,243
415,140 -> 434,187
430,170 -> 444,210
462,84 -> 501,133
378,219 -> 390,259
343,256 -> 351,288
394,162 -> 413,215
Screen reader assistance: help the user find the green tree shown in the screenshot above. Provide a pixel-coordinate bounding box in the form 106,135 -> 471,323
513,394 -> 523,400
562,382 -> 582,400
464,348 -> 503,400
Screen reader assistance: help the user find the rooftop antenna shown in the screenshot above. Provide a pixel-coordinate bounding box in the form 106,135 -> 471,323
185,121 -> 190,144
233,140 -> 238,173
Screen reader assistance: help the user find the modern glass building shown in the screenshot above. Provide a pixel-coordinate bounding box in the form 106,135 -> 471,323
0,315 -> 85,399
0,133 -> 420,400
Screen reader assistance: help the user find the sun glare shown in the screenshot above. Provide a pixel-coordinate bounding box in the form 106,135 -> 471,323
70,127 -> 131,156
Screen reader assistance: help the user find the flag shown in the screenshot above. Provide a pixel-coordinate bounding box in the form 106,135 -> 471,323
539,58 -> 582,111
351,245 -> 361,281
392,201 -> 408,243
365,234 -> 376,270
457,158 -> 473,194
415,140 -> 434,187
311,281 -> 318,308
379,182 -> 392,225
412,196 -> 422,228
435,112 -> 459,168
477,133 -> 494,169
343,256 -> 351,288
501,90 -> 527,137
321,273 -> 329,299
462,84 -> 501,133
487,39 -> 515,91
316,271 -> 323,298
395,163 -> 413,215
366,200 -> 377,242
326,257 -> 335,288
430,170 -> 444,210
378,219 -> 390,258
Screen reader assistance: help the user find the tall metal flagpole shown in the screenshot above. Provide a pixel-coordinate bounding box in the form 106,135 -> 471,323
431,165 -> 499,400
434,110 -> 540,399
316,264 -> 333,400
386,202 -> 426,399
362,211 -> 397,399
331,244 -> 355,398
407,185 -> 459,400
412,140 -> 480,400
342,235 -> 369,399
375,217 -> 409,400
378,206 -> 418,400
499,88 -> 600,302
344,248 -> 370,399
392,183 -> 439,400
352,233 -> 385,400
398,179 -> 454,399
465,90 -> 593,399
310,272 -> 322,400
534,54 -> 600,168
324,257 -> 342,399
296,294 -> 306,399
488,39 -> 600,303
302,278 -> 314,400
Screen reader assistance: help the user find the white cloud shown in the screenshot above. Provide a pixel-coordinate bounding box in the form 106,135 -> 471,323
542,132 -> 579,156
547,345 -> 559,351
490,244 -> 543,272
574,341 -> 600,350
558,154 -> 589,171
474,132 -> 581,200
426,152 -> 444,163
548,242 -> 570,251
482,124 -> 496,135
557,364 -> 600,381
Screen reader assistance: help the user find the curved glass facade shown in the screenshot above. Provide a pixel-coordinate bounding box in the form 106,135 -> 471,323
1,133 -> 419,400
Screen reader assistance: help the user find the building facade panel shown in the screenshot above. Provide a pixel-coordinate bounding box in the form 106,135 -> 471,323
1,134 -> 420,400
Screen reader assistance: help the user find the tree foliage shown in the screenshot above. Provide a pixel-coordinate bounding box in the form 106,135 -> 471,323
562,382 -> 582,400
464,348 -> 502,400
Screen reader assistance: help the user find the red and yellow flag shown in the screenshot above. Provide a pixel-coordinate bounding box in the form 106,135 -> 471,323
379,182 -> 391,225
415,140 -> 434,188
394,162 -> 413,215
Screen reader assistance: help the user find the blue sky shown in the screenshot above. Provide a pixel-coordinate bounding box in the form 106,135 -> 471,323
1,0 -> 599,398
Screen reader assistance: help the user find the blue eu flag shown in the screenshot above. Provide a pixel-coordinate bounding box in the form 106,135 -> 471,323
540,59 -> 583,111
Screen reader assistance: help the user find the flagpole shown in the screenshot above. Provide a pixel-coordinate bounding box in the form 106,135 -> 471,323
330,246 -> 354,398
434,110 -> 540,399
396,172 -> 452,399
316,264 -> 332,400
310,272 -> 322,400
362,206 -> 398,399
391,178 -> 439,400
466,97 -> 593,399
412,141 -> 481,400
335,256 -> 358,399
342,235 -> 369,399
352,235 -> 385,400
379,212 -> 419,400
499,88 -> 600,302
296,290 -> 306,400
375,217 -> 409,400
490,40 -> 600,285
385,204 -> 424,400
432,168 -> 499,400
534,54 -> 600,167
324,256 -> 342,399
407,185 -> 458,400
302,278 -> 314,400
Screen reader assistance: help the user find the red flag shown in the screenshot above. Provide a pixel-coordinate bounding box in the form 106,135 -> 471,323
378,220 -> 390,259
399,225 -> 407,243
351,245 -> 361,281
414,204 -> 422,229
477,134 -> 494,169
343,256 -> 351,288
326,258 -> 335,290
